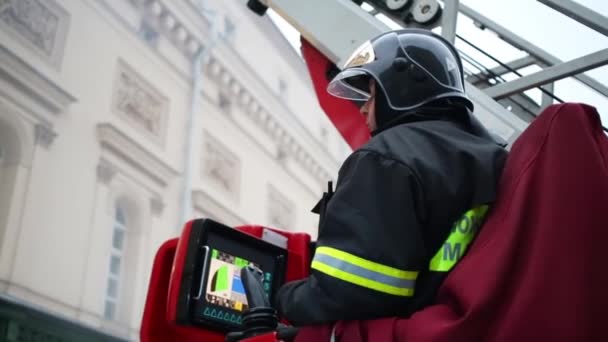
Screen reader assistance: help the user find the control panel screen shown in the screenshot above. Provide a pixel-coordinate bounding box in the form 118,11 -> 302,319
205,248 -> 272,312
185,220 -> 286,331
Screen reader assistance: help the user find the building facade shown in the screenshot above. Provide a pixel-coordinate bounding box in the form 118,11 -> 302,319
0,0 -> 349,340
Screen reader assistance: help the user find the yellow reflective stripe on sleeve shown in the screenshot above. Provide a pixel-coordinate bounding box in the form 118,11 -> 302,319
311,260 -> 415,296
429,205 -> 489,272
311,246 -> 418,297
315,246 -> 418,280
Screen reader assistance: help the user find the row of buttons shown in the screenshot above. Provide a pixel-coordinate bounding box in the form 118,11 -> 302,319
263,273 -> 272,295
203,307 -> 242,325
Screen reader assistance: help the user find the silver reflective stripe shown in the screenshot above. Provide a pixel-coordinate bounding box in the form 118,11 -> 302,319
314,253 -> 416,289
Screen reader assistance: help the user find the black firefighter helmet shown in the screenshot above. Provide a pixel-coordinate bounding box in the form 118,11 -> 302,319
327,29 -> 474,133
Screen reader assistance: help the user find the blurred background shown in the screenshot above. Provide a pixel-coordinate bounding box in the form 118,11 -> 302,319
0,0 -> 605,341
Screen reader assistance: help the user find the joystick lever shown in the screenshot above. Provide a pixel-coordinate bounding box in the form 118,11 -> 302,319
225,265 -> 277,341
241,265 -> 270,309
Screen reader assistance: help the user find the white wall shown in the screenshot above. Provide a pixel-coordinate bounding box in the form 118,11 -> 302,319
0,0 -> 346,340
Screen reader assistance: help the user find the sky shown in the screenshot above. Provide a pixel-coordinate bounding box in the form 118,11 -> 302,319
267,0 -> 608,127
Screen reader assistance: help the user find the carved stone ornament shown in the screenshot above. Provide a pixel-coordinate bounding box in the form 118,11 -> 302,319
112,60 -> 169,143
267,185 -> 295,230
201,134 -> 241,200
0,0 -> 69,66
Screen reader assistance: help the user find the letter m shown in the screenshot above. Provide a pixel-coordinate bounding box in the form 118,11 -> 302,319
443,242 -> 462,261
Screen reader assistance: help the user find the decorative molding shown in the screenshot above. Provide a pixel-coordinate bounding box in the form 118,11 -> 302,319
0,0 -> 71,67
112,59 -> 169,145
0,45 -> 76,115
97,159 -> 117,184
218,90 -> 231,113
201,132 -> 241,201
205,57 -> 333,184
34,123 -> 56,148
192,189 -> 246,227
278,77 -> 288,98
267,184 -> 295,230
138,20 -> 160,48
122,0 -> 334,185
97,122 -> 178,187
131,0 -> 203,58
149,195 -> 164,216
276,146 -> 288,163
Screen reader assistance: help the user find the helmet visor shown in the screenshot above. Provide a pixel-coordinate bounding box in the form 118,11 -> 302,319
327,69 -> 372,101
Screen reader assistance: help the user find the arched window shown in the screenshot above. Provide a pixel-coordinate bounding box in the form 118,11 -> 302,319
104,205 -> 127,320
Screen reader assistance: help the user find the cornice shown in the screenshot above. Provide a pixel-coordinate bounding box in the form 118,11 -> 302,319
0,45 -> 76,115
97,122 -> 178,187
122,0 -> 336,185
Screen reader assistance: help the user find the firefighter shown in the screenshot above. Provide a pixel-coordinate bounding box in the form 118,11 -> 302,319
275,29 -> 508,326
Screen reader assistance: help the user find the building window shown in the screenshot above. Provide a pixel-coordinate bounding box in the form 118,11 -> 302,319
104,205 -> 127,320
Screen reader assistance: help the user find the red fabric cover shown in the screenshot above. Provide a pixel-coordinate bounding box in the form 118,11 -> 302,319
296,103 -> 608,341
140,225 -> 312,342
300,38 -> 370,150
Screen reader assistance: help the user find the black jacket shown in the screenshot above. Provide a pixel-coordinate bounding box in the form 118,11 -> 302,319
275,117 -> 508,326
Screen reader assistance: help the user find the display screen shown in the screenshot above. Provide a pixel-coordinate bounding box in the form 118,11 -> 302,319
181,219 -> 287,331
193,244 -> 281,328
205,248 -> 273,312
